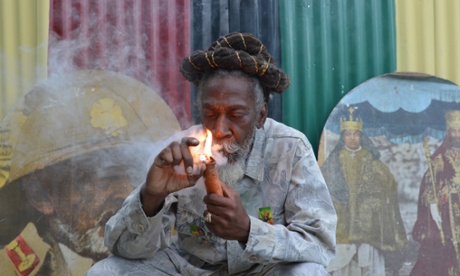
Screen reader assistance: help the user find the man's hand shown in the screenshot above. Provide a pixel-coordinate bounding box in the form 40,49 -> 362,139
141,137 -> 205,216
203,183 -> 250,243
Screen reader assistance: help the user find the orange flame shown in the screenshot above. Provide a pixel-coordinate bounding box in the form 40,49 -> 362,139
204,129 -> 212,158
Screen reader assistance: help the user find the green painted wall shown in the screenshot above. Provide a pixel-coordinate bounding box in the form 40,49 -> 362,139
280,0 -> 397,155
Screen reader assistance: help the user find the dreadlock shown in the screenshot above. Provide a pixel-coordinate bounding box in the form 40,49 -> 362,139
180,32 -> 290,102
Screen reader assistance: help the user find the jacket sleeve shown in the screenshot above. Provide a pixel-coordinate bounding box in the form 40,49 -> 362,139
241,140 -> 337,267
104,185 -> 177,259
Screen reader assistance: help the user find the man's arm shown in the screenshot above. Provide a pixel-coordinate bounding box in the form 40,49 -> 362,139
104,184 -> 177,259
104,128 -> 207,259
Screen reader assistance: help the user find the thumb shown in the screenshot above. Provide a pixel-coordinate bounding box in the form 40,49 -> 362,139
220,181 -> 233,198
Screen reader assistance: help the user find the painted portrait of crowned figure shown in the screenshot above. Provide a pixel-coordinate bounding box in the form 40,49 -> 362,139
411,110 -> 460,275
321,105 -> 407,276
318,72 -> 460,276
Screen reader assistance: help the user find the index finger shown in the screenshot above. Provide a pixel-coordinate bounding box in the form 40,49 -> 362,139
220,182 -> 232,198
181,136 -> 200,147
203,193 -> 229,207
204,183 -> 233,206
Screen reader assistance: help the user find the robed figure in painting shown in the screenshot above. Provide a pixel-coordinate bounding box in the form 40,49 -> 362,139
411,110 -> 460,276
322,107 -> 407,275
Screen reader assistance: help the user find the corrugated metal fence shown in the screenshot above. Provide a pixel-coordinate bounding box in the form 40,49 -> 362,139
1,0 -> 460,152
49,0 -> 192,128
280,0 -> 397,153
396,0 -> 460,85
0,0 -> 49,119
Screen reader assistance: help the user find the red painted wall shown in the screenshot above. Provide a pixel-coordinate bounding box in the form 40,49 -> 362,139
49,0 -> 192,128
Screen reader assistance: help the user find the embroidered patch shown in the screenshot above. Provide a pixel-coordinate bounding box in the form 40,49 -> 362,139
5,235 -> 40,275
187,215 -> 220,246
259,207 -> 273,224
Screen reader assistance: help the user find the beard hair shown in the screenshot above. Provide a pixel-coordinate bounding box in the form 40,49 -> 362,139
217,158 -> 246,189
217,127 -> 255,164
215,127 -> 256,188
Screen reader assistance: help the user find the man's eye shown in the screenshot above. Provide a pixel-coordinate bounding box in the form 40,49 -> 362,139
230,113 -> 245,119
203,112 -> 215,118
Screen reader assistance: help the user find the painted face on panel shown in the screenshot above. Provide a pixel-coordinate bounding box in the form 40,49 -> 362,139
448,126 -> 460,148
343,129 -> 362,150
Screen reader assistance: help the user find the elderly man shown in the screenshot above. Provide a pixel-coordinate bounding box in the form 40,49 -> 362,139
89,32 -> 336,275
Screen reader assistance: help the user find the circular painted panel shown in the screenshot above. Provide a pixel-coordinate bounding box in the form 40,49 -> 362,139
318,72 -> 460,275
0,70 -> 181,275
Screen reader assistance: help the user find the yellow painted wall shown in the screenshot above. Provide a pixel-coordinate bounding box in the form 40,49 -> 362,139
0,0 -> 50,119
396,0 -> 460,84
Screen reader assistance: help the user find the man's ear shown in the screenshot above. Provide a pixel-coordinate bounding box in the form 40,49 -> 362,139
25,188 -> 54,216
257,103 -> 268,128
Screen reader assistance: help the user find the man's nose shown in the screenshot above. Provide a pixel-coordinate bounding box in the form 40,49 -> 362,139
213,115 -> 232,139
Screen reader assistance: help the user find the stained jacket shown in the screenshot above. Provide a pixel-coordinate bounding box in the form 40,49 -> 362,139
104,118 -> 337,274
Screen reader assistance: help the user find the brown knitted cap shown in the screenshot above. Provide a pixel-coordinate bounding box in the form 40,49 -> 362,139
180,32 -> 290,94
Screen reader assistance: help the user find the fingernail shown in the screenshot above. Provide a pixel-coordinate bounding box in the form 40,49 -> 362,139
186,166 -> 193,174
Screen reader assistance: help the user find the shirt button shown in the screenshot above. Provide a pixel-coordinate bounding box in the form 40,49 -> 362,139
137,224 -> 145,233
249,255 -> 259,262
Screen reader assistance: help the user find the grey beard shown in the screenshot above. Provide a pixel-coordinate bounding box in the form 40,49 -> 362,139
223,143 -> 250,164
217,158 -> 246,188
215,127 -> 255,187
219,129 -> 255,164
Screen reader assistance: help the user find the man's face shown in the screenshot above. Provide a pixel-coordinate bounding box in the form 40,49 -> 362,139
448,126 -> 460,148
200,75 -> 267,163
343,129 -> 362,150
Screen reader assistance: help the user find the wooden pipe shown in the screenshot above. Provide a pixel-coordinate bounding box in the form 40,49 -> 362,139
203,157 -> 223,196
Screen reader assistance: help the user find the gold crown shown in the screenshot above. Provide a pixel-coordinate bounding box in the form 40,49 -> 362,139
446,110 -> 460,129
340,106 -> 363,131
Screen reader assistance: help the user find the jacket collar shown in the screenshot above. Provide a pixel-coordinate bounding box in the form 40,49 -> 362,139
245,126 -> 265,182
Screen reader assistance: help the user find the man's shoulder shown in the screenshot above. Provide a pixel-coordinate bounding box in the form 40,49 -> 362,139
263,118 -> 309,143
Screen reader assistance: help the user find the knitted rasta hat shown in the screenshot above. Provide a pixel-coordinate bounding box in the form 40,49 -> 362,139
180,32 -> 290,95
